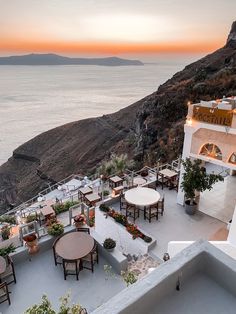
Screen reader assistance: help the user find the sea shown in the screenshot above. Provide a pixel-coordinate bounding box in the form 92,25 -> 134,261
0,54 -> 202,165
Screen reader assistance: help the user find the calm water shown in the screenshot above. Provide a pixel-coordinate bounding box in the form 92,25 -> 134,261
0,55 -> 201,165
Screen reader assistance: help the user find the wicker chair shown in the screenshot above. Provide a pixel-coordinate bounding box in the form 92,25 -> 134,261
0,255 -> 16,285
82,242 -> 98,273
76,227 -> 90,234
52,235 -> 64,266
125,204 -> 139,222
146,203 -> 158,223
62,259 -> 81,280
156,173 -> 169,190
120,194 -> 127,211
0,282 -> 11,305
158,195 -> 165,216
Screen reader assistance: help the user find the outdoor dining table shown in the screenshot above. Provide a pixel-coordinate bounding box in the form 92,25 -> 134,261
159,168 -> 177,179
55,232 -> 94,261
159,169 -> 178,189
125,187 -> 160,207
40,203 -> 55,220
79,186 -> 93,201
85,192 -> 101,206
109,175 -> 123,188
133,177 -> 147,186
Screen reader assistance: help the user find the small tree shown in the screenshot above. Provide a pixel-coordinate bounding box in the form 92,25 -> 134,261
24,293 -> 85,314
181,158 -> 224,205
97,154 -> 134,177
111,154 -> 134,175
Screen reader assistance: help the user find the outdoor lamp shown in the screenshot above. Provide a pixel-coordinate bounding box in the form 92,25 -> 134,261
163,252 -> 170,262
37,196 -> 43,202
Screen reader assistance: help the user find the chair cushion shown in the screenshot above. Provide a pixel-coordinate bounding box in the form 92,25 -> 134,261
82,252 -> 97,262
0,265 -> 13,279
65,260 -> 80,271
0,287 -> 6,298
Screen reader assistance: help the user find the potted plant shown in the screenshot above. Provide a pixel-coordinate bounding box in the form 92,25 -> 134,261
99,203 -> 110,213
0,244 -> 16,257
23,233 -> 38,247
181,158 -> 224,215
74,214 -> 86,227
103,238 -> 116,251
140,168 -> 149,177
1,225 -> 11,240
48,222 -> 64,237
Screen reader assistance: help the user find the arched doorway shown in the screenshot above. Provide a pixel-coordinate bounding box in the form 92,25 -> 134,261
199,143 -> 222,160
229,152 -> 236,165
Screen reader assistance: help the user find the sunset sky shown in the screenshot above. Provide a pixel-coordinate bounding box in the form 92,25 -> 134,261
0,0 -> 235,56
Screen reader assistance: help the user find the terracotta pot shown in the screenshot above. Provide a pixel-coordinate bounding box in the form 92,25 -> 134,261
75,222 -> 84,228
26,239 -> 38,247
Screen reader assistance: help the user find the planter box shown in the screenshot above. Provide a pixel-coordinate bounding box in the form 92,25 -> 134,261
95,207 -> 156,255
91,231 -> 128,274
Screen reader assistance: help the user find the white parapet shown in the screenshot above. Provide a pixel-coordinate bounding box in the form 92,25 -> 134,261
228,204 -> 236,246
168,240 -> 236,260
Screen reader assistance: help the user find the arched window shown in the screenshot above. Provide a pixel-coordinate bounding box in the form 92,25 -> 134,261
200,143 -> 222,160
229,152 -> 236,164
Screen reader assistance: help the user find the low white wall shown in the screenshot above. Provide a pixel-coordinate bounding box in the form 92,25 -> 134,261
0,235 -> 21,249
95,207 -> 156,255
228,205 -> 236,246
168,240 -> 236,260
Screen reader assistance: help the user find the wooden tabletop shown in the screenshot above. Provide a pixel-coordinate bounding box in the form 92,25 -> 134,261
41,205 -> 55,217
79,186 -> 93,195
55,232 -> 94,260
0,256 -> 6,275
159,169 -> 177,178
133,177 -> 147,186
85,192 -> 101,203
125,187 -> 160,207
109,176 -> 123,183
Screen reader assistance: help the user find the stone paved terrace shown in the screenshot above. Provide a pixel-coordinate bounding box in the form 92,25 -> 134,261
111,185 -> 226,259
0,250 -> 125,314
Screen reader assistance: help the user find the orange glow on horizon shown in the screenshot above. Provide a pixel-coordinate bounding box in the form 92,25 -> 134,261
0,38 -> 224,55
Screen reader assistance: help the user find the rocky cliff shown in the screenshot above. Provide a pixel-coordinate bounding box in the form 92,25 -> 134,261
0,22 -> 236,212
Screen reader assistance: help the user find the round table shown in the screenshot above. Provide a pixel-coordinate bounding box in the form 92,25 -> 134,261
55,232 -> 94,260
125,187 -> 160,207
0,256 -> 6,275
133,177 -> 147,186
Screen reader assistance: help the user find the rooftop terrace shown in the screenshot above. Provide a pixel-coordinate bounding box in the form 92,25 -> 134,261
0,160 -> 235,312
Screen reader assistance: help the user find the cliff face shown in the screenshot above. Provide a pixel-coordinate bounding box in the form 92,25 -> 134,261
0,22 -> 236,212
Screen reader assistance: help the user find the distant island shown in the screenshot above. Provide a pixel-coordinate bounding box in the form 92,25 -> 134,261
0,53 -> 143,66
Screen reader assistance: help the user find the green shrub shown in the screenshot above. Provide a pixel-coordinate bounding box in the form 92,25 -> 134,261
0,215 -> 17,225
1,226 -> 11,240
113,212 -> 127,226
99,203 -> 110,212
26,214 -> 37,223
24,293 -> 85,314
121,271 -> 137,286
103,238 -> 116,250
0,244 -> 16,257
48,223 -> 64,236
143,236 -> 152,243
53,201 -> 79,215
103,190 -> 110,197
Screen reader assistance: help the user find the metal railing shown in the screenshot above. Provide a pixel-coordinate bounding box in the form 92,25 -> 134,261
0,158 -> 181,219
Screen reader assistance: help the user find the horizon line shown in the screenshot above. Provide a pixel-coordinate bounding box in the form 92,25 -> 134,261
0,39 -> 225,55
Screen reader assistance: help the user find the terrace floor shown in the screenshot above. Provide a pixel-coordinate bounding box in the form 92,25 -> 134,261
1,250 -> 125,314
150,272 -> 236,314
112,186 -> 226,259
199,174 -> 236,223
